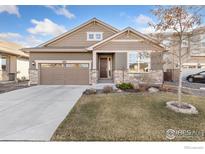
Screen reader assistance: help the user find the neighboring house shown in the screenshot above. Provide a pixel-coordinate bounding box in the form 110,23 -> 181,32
0,41 -> 29,81
22,18 -> 165,85
150,27 -> 205,81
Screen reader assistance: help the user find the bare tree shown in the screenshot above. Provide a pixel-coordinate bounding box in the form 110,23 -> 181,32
150,6 -> 204,103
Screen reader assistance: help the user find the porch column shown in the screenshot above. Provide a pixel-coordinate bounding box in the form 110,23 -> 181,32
91,51 -> 97,84
92,51 -> 97,69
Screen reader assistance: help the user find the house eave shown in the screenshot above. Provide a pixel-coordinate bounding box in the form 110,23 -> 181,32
21,48 -> 88,53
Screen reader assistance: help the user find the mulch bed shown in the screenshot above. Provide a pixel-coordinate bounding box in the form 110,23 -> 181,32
0,81 -> 33,94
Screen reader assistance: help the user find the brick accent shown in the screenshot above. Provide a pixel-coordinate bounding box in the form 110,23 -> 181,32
29,69 -> 39,85
113,69 -> 163,84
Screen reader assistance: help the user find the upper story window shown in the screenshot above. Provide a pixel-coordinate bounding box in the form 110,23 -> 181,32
162,40 -> 171,47
87,32 -> 103,41
200,34 -> 205,48
181,36 -> 188,48
128,51 -> 150,73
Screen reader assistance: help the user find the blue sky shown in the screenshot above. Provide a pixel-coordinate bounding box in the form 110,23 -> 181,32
0,5 -> 159,47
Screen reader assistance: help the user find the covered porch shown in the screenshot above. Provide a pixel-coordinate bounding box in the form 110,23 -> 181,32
91,50 -> 164,85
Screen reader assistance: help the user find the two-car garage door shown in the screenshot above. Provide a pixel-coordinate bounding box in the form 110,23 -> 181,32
40,63 -> 89,85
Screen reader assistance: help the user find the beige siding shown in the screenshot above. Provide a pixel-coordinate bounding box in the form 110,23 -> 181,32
151,52 -> 163,70
114,31 -> 142,40
30,52 -> 92,69
95,41 -> 161,51
94,31 -> 163,51
114,52 -> 127,70
46,22 -> 116,47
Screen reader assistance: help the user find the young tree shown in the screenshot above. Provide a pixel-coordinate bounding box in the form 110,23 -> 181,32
150,6 -> 203,104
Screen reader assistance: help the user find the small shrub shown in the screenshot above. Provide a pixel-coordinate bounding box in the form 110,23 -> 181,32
117,83 -> 134,90
103,86 -> 114,94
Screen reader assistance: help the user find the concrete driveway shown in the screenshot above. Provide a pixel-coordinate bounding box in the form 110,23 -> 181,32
0,85 -> 88,141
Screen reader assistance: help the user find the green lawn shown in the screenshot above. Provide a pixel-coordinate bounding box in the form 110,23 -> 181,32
51,92 -> 205,141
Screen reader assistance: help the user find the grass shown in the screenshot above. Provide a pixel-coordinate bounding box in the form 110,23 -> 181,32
51,92 -> 205,141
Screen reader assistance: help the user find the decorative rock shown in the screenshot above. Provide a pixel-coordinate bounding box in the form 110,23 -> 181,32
148,87 -> 159,93
166,101 -> 198,114
83,88 -> 97,95
116,89 -> 123,93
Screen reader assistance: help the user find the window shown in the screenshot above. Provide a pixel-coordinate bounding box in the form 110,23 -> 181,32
41,63 -> 63,68
88,33 -> 94,40
128,52 -> 150,73
181,36 -> 188,48
1,55 -> 9,71
201,34 -> 205,48
96,33 -> 102,40
162,40 -> 171,46
65,63 -> 89,68
87,32 -> 103,41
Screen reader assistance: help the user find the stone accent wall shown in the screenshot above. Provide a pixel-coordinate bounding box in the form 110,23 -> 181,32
90,69 -> 98,85
29,69 -> 39,85
113,70 -> 129,84
113,69 -> 163,84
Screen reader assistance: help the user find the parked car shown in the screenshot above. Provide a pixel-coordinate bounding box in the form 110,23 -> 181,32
186,71 -> 205,83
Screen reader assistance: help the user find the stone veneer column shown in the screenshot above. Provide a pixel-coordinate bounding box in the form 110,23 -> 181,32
113,70 -> 129,84
90,69 -> 98,85
29,69 -> 39,85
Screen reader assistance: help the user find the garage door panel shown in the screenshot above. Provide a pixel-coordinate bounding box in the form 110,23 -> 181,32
40,64 -> 89,85
40,68 -> 64,85
64,68 -> 89,85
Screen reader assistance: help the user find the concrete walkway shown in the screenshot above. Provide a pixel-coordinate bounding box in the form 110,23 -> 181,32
0,85 -> 88,141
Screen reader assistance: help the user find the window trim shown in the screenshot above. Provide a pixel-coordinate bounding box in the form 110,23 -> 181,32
127,51 -> 151,73
87,32 -> 103,41
200,34 -> 205,48
181,36 -> 189,48
35,60 -> 92,69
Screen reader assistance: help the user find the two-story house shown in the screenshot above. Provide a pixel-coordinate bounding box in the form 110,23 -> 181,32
150,27 -> 205,81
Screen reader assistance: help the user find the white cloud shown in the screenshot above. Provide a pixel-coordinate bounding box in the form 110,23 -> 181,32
46,5 -> 75,19
0,32 -> 22,40
0,5 -> 20,17
137,26 -> 156,34
133,14 -> 154,25
0,32 -> 44,47
15,35 -> 44,47
27,18 -> 66,36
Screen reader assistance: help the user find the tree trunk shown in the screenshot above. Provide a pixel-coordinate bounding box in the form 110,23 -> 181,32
178,41 -> 182,104
178,65 -> 182,103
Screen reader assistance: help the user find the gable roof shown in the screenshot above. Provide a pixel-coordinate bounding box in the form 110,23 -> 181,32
0,41 -> 28,57
87,27 -> 165,50
38,18 -> 119,47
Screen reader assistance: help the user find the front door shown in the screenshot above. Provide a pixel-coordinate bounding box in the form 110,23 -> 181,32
100,58 -> 108,78
99,56 -> 112,79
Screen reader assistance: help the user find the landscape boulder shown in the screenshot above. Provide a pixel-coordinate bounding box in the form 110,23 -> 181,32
83,88 -> 97,95
148,87 -> 159,93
